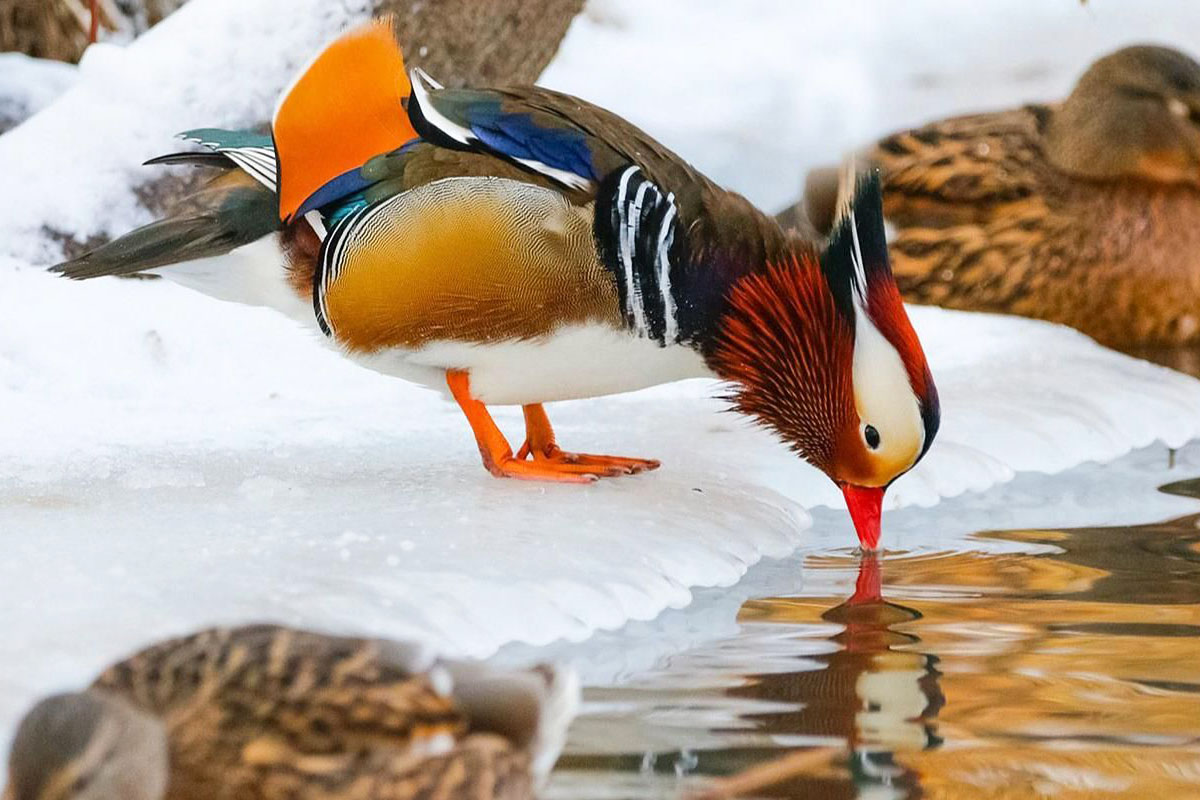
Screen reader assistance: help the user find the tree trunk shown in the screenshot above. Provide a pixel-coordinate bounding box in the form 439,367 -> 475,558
376,0 -> 586,88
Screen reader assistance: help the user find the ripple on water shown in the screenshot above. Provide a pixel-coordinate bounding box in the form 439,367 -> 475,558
549,479 -> 1200,799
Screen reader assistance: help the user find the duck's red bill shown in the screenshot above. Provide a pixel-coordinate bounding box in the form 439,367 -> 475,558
841,484 -> 884,550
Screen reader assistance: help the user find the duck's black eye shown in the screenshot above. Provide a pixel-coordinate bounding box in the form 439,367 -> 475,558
864,425 -> 881,450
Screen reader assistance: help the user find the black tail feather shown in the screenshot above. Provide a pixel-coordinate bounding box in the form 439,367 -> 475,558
52,217 -> 226,279
143,152 -> 236,168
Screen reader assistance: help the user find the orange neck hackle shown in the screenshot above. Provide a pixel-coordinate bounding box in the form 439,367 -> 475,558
712,252 -> 856,478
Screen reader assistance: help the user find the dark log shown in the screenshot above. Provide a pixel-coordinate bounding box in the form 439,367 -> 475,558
0,0 -> 93,62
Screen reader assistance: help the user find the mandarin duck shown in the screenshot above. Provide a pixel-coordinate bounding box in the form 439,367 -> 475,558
3,624 -> 578,800
51,19 -> 939,549
793,45 -> 1200,350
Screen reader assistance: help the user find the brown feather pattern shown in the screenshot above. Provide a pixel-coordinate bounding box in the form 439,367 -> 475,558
78,625 -> 540,800
872,106 -> 1200,346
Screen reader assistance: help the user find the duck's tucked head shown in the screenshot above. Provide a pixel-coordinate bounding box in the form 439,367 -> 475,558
712,171 -> 939,549
5,692 -> 168,800
1050,44 -> 1200,185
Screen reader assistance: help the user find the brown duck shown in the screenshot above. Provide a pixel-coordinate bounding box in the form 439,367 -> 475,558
795,44 -> 1200,349
3,625 -> 577,800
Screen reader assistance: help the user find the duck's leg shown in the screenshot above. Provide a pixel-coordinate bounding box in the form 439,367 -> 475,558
516,403 -> 660,475
446,370 -> 606,483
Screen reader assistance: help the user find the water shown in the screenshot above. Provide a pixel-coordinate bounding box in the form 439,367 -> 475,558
540,447 -> 1200,799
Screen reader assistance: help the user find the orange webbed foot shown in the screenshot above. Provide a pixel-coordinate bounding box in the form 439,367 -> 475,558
481,450 -> 601,484
515,441 -> 661,475
447,372 -> 654,484
517,403 -> 659,477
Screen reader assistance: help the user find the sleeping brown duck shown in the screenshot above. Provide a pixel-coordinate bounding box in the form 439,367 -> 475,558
796,45 -> 1200,349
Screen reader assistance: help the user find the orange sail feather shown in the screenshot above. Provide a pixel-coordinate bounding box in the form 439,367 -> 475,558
272,17 -> 418,222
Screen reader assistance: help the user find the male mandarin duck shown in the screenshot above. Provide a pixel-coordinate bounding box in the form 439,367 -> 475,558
3,625 -> 578,800
52,19 -> 939,549
796,45 -> 1200,349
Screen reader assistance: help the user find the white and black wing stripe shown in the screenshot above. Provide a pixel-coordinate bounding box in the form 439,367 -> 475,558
832,157 -> 871,309
223,147 -> 278,192
182,134 -> 279,192
312,205 -> 360,336
595,166 -> 684,345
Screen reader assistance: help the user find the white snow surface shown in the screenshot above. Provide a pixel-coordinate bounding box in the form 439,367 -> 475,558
3,0 -> 1200,747
0,54 -> 77,134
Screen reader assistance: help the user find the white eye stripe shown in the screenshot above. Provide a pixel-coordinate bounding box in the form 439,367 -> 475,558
846,206 -> 869,307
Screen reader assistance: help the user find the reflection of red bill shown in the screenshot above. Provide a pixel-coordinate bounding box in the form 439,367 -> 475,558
841,484 -> 884,550
850,551 -> 882,606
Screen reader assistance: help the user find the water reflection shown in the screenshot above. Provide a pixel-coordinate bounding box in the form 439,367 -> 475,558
733,554 -> 939,798
550,479 -> 1200,799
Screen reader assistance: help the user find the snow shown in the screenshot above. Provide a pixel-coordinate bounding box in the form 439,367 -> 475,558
3,0 -> 1200,756
0,54 -> 77,134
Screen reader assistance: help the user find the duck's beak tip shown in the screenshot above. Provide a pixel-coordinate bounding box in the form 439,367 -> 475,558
841,484 -> 885,550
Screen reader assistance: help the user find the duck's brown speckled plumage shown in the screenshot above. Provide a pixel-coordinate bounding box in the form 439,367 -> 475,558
5,625 -> 574,800
799,45 -> 1200,348
875,107 -> 1200,347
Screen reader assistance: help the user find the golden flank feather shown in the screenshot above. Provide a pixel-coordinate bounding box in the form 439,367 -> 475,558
4,625 -> 576,800
799,45 -> 1200,348
322,177 -> 619,352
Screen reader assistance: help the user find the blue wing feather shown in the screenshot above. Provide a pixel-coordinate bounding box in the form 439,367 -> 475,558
470,107 -> 597,182
410,85 -> 599,186
294,168 -> 375,220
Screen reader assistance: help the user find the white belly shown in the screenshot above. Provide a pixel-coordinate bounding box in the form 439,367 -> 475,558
348,323 -> 715,405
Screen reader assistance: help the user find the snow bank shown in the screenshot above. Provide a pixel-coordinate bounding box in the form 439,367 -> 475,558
4,0 -> 1200,750
0,54 -> 77,134
0,263 -> 807,741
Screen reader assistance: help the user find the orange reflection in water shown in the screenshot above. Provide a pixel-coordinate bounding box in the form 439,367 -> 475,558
733,511 -> 1200,799
734,554 -> 936,798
